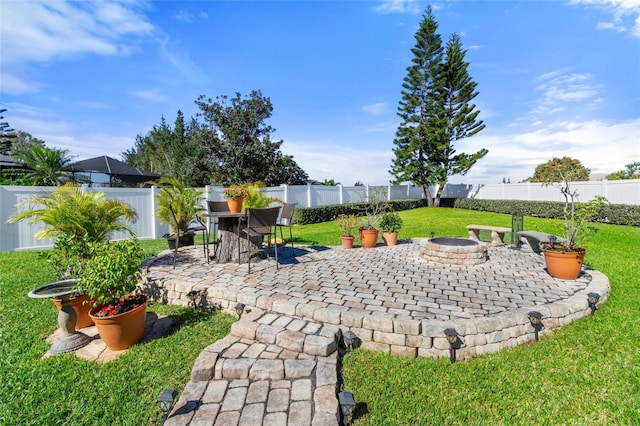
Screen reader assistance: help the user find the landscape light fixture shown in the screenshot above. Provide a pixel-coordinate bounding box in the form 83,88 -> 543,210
338,390 -> 356,426
430,231 -> 435,239
527,311 -> 544,341
187,290 -> 199,309
157,389 -> 177,424
235,303 -> 246,318
343,330 -> 357,352
444,328 -> 460,363
587,292 -> 601,314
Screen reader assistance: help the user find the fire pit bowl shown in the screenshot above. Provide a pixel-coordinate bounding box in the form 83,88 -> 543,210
421,237 -> 488,265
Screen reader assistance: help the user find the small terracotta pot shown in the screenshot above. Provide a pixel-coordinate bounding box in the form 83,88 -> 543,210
226,197 -> 244,213
341,236 -> 355,249
542,249 -> 585,280
52,294 -> 95,329
90,295 -> 148,350
382,232 -> 398,246
359,227 -> 379,248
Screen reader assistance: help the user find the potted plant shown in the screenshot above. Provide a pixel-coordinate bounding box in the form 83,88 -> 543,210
81,238 -> 148,350
358,188 -> 387,248
223,184 -> 248,213
6,183 -> 137,329
152,177 -> 205,248
379,211 -> 403,246
336,214 -> 359,249
540,173 -> 607,280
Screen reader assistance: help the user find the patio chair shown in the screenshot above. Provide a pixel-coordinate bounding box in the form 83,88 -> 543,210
276,202 -> 296,254
167,205 -> 209,268
206,200 -> 230,244
242,206 -> 280,273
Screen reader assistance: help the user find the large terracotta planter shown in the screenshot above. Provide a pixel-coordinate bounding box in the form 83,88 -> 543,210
359,227 -> 379,248
52,294 -> 95,329
341,236 -> 355,249
89,295 -> 148,350
542,248 -> 585,280
226,197 -> 245,213
382,232 -> 398,246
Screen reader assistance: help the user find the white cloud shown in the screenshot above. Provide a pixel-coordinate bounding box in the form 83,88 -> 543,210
571,0 -> 640,37
373,0 -> 421,15
531,70 -> 602,116
362,102 -> 390,116
131,90 -> 166,102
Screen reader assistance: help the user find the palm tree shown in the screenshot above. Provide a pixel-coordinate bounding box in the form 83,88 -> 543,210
15,145 -> 74,186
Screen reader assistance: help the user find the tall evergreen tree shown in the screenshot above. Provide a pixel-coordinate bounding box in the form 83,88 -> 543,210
0,107 -> 17,155
390,7 -> 487,207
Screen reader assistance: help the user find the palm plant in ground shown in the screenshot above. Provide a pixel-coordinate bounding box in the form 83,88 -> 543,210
14,145 -> 75,186
152,177 -> 204,235
6,183 -> 137,278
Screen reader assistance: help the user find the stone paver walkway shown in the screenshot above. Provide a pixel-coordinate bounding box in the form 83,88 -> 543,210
140,238 -> 609,425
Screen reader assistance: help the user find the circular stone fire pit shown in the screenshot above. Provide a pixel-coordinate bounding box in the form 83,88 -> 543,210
421,237 -> 488,265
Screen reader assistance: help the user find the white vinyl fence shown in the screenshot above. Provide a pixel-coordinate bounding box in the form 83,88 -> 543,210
2,180 -> 636,252
0,184 -> 446,252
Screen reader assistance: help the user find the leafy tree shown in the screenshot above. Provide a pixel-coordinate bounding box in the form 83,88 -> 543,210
195,90 -> 308,186
123,111 -> 209,186
606,162 -> 640,180
10,130 -> 46,156
14,145 -> 74,186
527,157 -> 590,182
390,8 -> 486,207
320,179 -> 340,186
0,107 -> 17,155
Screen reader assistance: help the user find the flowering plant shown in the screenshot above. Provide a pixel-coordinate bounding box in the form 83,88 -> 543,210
223,184 -> 248,200
336,214 -> 359,237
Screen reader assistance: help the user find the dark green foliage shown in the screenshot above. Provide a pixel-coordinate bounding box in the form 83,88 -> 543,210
195,90 -> 308,186
124,110 -> 210,186
526,157 -> 590,182
606,162 -> 640,180
454,198 -> 640,226
293,199 -> 426,225
0,107 -> 17,155
391,8 -> 486,207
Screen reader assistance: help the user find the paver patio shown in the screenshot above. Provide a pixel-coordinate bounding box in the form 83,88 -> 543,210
142,238 -> 609,425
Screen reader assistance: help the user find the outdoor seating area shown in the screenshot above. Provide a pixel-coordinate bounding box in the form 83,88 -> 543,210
142,239 -> 610,425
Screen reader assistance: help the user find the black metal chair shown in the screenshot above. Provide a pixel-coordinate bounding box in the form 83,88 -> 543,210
206,200 -> 230,244
242,206 -> 280,273
167,205 -> 209,269
276,202 -> 296,254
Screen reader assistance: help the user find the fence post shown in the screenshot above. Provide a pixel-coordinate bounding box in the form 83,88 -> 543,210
307,183 -> 312,208
338,184 -> 344,205
281,184 -> 289,203
387,185 -> 391,201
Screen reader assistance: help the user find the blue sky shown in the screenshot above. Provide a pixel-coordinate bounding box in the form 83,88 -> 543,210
1,0 -> 639,186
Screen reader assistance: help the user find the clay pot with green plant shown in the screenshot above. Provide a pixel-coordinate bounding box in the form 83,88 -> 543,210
81,238 -> 148,350
358,188 -> 387,248
379,211 -> 403,246
540,172 -> 607,280
336,214 -> 359,249
6,183 -> 138,328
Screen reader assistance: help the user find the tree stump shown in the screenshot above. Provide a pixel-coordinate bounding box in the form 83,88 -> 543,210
215,216 -> 263,263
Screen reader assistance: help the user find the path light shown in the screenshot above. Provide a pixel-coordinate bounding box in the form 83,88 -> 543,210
187,290 -> 199,309
343,330 -> 357,352
444,328 -> 460,363
527,311 -> 544,341
587,292 -> 601,314
338,390 -> 356,426
430,231 -> 435,239
157,389 -> 177,424
235,303 -> 246,318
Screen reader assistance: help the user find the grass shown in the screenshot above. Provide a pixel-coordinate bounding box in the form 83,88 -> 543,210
1,208 -> 638,424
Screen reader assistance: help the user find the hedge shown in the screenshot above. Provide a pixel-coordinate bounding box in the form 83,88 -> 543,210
293,199 -> 426,225
453,198 -> 640,227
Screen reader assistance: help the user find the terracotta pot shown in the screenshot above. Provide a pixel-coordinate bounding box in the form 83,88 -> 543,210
542,248 -> 585,280
341,236 -> 355,249
382,231 -> 398,246
359,227 -> 379,248
51,294 -> 95,329
89,295 -> 148,350
226,197 -> 245,213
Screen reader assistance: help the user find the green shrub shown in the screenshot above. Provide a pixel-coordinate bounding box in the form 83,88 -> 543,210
293,199 -> 425,225
454,198 -> 640,226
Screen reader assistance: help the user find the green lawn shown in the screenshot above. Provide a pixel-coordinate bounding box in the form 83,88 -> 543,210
1,208 -> 638,425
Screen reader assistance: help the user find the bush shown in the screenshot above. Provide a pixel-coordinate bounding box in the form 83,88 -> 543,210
293,199 -> 426,225
454,198 -> 640,226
